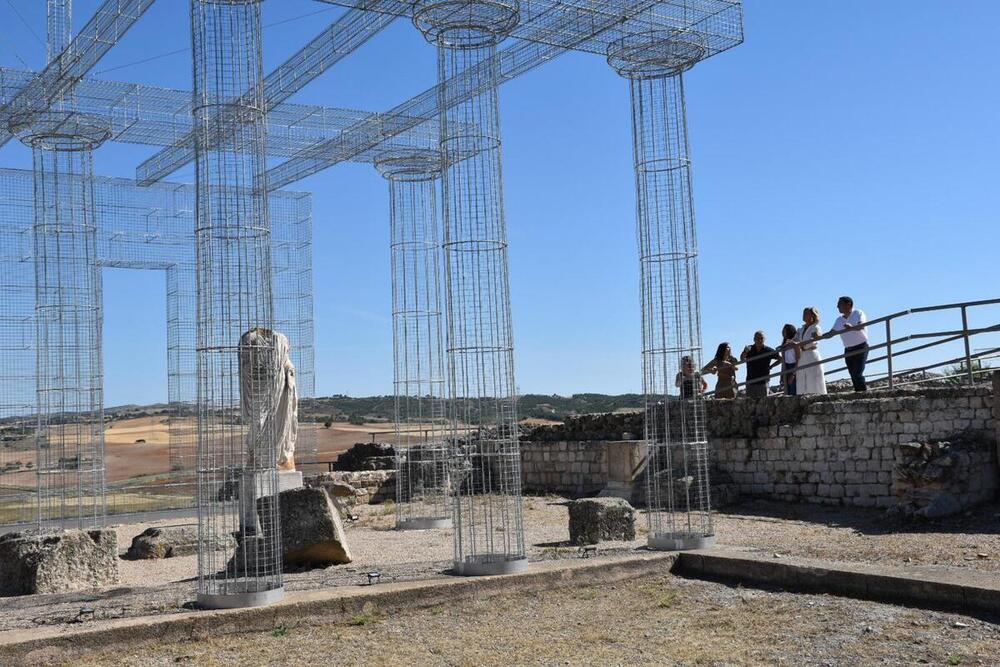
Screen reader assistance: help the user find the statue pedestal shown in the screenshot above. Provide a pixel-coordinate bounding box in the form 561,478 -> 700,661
278,470 -> 303,492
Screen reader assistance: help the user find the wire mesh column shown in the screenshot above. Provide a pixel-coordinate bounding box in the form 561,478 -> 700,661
414,0 -> 527,575
191,0 -> 282,609
609,32 -> 714,550
375,149 -> 452,531
12,113 -> 110,532
7,0 -> 111,532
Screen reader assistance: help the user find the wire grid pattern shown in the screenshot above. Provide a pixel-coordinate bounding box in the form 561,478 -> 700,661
416,3 -> 526,570
0,65 -> 451,179
0,177 -> 39,527
47,0 -> 72,66
136,3 -> 400,185
267,0 -> 743,188
270,192 -> 316,460
21,131 -> 108,532
376,150 -> 452,528
316,0 -> 741,57
0,168 -> 314,527
630,70 -> 712,545
191,0 -> 283,604
0,0 -> 156,149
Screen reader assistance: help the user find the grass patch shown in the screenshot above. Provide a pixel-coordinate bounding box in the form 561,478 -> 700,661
349,613 -> 378,627
271,626 -> 289,637
655,590 -> 679,609
573,588 -> 599,601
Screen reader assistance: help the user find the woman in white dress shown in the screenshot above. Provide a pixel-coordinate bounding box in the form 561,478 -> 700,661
796,307 -> 827,395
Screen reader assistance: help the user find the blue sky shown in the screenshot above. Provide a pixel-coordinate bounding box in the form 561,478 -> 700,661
1,1 -> 998,405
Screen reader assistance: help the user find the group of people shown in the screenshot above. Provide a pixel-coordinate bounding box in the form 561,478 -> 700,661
678,296 -> 870,399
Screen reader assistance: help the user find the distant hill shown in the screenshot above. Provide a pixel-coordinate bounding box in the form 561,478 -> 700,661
301,393 -> 645,425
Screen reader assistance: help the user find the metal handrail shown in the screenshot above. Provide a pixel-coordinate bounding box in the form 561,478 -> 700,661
704,297 -> 1000,396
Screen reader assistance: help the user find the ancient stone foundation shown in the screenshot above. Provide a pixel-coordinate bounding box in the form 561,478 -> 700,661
317,387 -> 999,513
306,470 -> 395,504
521,441 -> 612,497
710,387 -> 999,509
518,386 -> 998,512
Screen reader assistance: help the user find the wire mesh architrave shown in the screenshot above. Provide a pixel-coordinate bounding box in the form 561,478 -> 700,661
610,27 -> 714,550
191,0 -> 283,609
414,0 -> 527,576
376,149 -> 452,531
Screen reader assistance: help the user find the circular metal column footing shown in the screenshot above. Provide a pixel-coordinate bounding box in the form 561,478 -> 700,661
197,587 -> 284,610
396,517 -> 453,530
647,533 -> 716,552
454,555 -> 529,576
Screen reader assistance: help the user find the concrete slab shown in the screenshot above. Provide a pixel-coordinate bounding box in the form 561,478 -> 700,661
675,546 -> 1000,617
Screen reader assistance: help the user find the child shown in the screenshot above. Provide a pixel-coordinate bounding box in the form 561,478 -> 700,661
779,323 -> 799,396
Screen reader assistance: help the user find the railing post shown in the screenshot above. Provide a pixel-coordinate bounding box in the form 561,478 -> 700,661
885,319 -> 894,390
961,306 -> 974,385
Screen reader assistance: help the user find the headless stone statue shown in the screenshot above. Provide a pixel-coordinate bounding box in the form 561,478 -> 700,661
239,327 -> 298,471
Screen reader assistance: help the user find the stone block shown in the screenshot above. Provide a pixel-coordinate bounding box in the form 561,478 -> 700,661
273,487 -> 352,568
321,480 -> 370,507
0,529 -> 120,596
567,497 -> 636,545
126,524 -> 235,560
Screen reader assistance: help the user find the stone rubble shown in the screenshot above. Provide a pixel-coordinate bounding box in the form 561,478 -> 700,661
0,529 -> 120,596
125,524 -> 235,559
892,434 -> 998,518
567,497 -> 636,545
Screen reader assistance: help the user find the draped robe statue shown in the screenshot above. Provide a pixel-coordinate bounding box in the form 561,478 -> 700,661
239,327 -> 298,471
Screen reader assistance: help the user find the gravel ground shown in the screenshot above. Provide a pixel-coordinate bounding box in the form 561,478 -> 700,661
2,496 -> 998,633
715,499 -> 1000,572
71,572 -> 1000,667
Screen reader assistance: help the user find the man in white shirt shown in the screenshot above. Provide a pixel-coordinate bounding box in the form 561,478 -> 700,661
833,296 -> 868,392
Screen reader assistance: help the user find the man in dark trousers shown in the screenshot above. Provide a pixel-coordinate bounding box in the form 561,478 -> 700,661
741,330 -> 779,398
833,296 -> 869,391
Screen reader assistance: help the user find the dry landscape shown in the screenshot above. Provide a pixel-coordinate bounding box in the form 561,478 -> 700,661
70,573 -> 1000,667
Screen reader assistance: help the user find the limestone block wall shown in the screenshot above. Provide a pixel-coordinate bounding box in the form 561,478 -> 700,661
520,441 -> 609,497
709,387 -> 999,508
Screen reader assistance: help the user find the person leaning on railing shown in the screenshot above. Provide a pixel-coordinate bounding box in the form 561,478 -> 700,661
796,307 -> 827,395
779,323 -> 800,395
675,355 -> 708,399
740,330 -> 780,398
702,342 -> 739,399
833,295 -> 869,392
